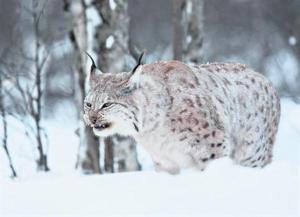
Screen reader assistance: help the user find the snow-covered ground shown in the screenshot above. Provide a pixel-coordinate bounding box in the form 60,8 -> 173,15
0,98 -> 299,217
1,161 -> 299,217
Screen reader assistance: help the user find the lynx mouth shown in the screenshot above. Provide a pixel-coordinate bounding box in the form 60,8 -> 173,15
93,122 -> 112,131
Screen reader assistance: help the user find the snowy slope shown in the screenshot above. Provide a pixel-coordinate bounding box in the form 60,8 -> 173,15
0,161 -> 299,217
0,98 -> 300,217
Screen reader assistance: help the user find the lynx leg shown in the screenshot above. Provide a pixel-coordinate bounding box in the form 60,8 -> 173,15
154,159 -> 180,175
192,157 -> 208,171
231,132 -> 275,168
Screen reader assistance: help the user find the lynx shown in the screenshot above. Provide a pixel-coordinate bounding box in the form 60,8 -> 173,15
83,54 -> 280,174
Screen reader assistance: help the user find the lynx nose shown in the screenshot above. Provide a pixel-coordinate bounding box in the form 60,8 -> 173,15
90,115 -> 97,124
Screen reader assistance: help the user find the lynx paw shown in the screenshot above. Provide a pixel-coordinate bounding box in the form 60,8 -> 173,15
154,162 -> 180,175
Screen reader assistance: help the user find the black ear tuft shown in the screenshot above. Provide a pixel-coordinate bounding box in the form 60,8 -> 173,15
85,51 -> 103,88
85,51 -> 97,72
131,52 -> 144,75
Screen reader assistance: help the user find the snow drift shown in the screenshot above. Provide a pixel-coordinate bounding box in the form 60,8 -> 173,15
0,98 -> 299,217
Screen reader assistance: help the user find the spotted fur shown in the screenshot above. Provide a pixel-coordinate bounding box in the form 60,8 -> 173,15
83,60 -> 280,174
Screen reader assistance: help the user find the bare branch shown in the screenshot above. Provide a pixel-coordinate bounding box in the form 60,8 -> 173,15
0,73 -> 17,178
36,0 -> 49,26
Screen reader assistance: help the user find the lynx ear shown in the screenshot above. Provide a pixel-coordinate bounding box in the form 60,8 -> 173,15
118,64 -> 145,96
125,51 -> 145,88
85,52 -> 103,88
130,52 -> 144,76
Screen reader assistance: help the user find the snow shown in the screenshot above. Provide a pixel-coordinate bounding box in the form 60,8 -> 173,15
289,36 -> 297,46
186,35 -> 192,44
105,35 -> 115,49
0,161 -> 299,217
109,0 -> 117,11
0,100 -> 79,178
186,0 -> 192,15
0,98 -> 300,217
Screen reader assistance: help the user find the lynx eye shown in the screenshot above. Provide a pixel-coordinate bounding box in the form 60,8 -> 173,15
102,102 -> 113,109
85,102 -> 92,108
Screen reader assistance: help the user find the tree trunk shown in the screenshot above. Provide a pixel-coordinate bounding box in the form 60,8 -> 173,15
79,123 -> 101,173
172,0 -> 185,61
173,0 -> 204,63
104,137 -> 114,173
93,0 -> 140,172
113,135 -> 141,172
32,0 -> 49,171
183,0 -> 204,63
64,0 -> 101,174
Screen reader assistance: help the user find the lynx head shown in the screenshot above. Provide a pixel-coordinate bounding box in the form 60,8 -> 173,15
83,53 -> 143,137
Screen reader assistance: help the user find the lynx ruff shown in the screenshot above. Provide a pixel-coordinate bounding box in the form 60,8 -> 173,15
83,54 -> 280,175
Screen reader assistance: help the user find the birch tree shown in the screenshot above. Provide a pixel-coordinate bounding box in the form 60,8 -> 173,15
30,0 -> 50,171
173,0 -> 204,63
0,70 -> 17,178
93,0 -> 141,172
63,0 -> 101,174
6,0 -> 51,171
